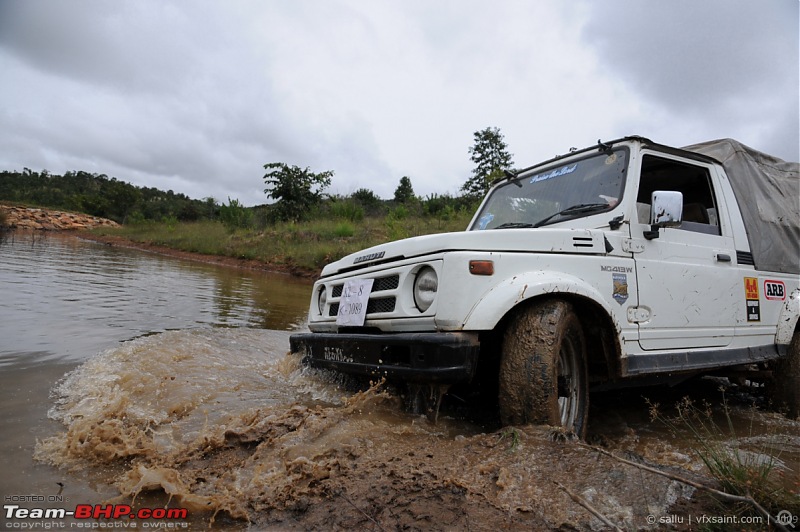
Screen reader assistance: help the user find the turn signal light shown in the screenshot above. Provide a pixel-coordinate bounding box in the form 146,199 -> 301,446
469,260 -> 494,275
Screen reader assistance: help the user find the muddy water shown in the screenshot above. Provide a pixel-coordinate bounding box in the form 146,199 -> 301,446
0,231 -> 310,527
2,231 -> 798,530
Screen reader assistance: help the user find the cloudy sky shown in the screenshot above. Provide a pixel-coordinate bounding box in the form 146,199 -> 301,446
1,1 -> 797,206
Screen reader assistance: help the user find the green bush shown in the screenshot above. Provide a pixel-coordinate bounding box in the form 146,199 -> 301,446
219,198 -> 254,229
162,215 -> 179,231
125,211 -> 147,225
329,199 -> 364,222
388,205 -> 408,220
333,222 -> 355,237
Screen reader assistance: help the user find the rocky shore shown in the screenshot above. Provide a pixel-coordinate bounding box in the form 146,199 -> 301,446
0,204 -> 120,230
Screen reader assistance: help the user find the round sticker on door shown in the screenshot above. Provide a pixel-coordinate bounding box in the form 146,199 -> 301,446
764,280 -> 786,301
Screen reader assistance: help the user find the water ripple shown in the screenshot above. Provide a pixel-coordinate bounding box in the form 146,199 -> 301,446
0,231 -> 311,364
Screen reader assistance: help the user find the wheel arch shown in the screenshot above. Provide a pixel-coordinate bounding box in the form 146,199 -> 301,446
776,287 -> 800,345
464,272 -> 623,383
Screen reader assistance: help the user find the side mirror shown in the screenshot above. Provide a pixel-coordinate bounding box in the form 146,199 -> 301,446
650,191 -> 683,226
644,191 -> 683,240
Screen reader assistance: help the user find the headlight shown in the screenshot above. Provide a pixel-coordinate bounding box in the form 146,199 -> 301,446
317,285 -> 327,315
413,267 -> 438,312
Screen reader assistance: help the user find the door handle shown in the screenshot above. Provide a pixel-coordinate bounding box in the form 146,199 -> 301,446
716,253 -> 731,262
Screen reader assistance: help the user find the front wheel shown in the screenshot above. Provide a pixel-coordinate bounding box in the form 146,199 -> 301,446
498,299 -> 589,438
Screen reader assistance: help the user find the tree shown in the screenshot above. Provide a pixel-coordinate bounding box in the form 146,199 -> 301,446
263,163 -> 333,221
351,187 -> 383,214
202,197 -> 219,220
393,176 -> 415,204
351,187 -> 381,207
461,127 -> 514,199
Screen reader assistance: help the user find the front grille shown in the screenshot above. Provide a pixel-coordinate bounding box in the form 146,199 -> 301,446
367,297 -> 396,314
329,297 -> 396,317
331,275 -> 399,297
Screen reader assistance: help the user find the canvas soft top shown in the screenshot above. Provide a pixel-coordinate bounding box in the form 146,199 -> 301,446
682,139 -> 799,274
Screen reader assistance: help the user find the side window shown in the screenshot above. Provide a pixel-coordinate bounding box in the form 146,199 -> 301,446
637,155 -> 721,236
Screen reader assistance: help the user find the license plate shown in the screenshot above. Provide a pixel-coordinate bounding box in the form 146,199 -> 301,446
335,278 -> 374,326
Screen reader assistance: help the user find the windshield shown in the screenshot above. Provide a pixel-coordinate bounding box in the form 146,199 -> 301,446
471,148 -> 628,230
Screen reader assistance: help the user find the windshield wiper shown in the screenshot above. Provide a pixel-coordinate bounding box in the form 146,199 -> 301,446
533,203 -> 609,228
493,222 -> 536,229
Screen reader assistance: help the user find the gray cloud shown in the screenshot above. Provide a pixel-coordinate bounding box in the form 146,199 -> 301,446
581,0 -> 799,160
0,1 -> 796,206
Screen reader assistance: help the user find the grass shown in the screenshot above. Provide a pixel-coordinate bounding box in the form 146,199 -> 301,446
648,392 -> 799,520
498,427 -> 521,452
90,211 -> 474,275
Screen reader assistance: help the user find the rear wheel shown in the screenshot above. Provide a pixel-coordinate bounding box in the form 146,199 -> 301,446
769,330 -> 800,419
498,299 -> 589,438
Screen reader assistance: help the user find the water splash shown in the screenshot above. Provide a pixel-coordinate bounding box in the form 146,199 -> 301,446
35,329 -> 800,529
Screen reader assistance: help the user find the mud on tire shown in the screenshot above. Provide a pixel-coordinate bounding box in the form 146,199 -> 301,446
498,299 -> 589,438
769,330 -> 800,419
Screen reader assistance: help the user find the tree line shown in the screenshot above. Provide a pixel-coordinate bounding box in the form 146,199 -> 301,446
0,127 -> 514,227
0,169 -> 217,224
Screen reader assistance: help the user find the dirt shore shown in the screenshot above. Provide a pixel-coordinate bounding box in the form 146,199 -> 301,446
0,203 -> 316,277
0,204 -> 120,230
76,231 -> 319,278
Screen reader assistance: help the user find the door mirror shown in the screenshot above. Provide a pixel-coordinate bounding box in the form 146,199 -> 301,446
650,191 -> 683,227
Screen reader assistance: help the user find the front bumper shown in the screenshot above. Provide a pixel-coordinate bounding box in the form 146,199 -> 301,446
289,331 -> 481,383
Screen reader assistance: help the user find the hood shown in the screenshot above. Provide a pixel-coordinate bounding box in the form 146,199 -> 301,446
320,228 -> 607,277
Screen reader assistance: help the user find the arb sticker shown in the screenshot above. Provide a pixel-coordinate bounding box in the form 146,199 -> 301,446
764,280 -> 786,301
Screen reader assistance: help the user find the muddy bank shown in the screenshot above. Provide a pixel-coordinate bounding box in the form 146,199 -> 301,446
0,204 -> 120,230
33,330 -> 800,530
0,205 -> 311,276
76,231 -> 316,277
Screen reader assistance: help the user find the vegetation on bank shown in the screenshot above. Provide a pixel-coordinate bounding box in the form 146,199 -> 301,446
1,176 -> 481,275
91,200 -> 476,275
2,126 -> 515,272
649,393 -> 800,522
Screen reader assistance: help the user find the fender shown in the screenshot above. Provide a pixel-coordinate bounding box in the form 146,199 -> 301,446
776,288 -> 800,344
460,270 -> 618,332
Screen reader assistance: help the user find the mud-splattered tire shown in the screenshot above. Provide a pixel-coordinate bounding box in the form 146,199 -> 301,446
498,299 -> 589,438
770,330 -> 800,419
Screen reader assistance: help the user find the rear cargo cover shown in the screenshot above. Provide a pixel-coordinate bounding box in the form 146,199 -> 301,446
683,139 -> 799,274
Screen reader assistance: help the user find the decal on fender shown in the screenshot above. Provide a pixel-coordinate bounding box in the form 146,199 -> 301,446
612,273 -> 628,305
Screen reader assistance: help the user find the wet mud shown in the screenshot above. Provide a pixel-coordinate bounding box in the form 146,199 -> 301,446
35,329 -> 800,530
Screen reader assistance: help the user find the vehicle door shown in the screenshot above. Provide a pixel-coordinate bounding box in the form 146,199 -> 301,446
630,152 -> 738,350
